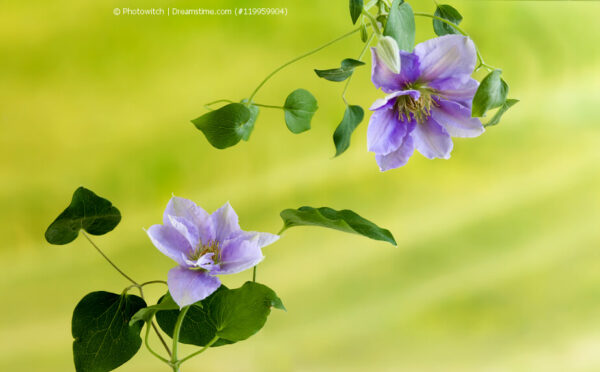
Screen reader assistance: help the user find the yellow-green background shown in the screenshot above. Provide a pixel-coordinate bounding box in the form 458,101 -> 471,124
2,0 -> 600,371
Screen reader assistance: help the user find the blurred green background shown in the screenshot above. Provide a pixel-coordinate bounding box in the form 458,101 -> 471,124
2,0 -> 600,371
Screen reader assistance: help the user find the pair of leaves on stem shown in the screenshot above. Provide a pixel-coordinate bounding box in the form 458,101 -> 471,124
192,90 -> 318,150
313,59 -> 366,157
472,70 -> 519,126
71,282 -> 284,372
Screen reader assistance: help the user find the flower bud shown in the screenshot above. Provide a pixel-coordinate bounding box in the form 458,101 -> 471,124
375,36 -> 401,74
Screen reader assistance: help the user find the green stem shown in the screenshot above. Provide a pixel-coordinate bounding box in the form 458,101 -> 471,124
362,9 -> 382,35
140,280 -> 168,287
145,322 -> 170,364
252,103 -> 285,110
170,306 -> 191,371
247,27 -> 362,103
413,12 -> 496,71
342,32 -> 376,105
82,231 -> 138,286
178,336 -> 220,365
204,99 -> 234,111
81,232 -> 172,357
253,266 -> 257,282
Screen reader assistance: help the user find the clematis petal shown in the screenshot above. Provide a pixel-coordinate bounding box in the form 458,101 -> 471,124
164,196 -> 215,243
428,76 -> 479,106
212,236 -> 264,275
370,90 -> 420,111
414,35 -> 477,83
167,266 -> 221,308
432,99 -> 484,138
233,231 -> 280,248
211,202 -> 241,242
413,118 -> 453,159
375,134 -> 415,171
367,107 -> 406,156
371,47 -> 402,93
167,215 -> 200,249
147,225 -> 192,265
372,48 -> 422,93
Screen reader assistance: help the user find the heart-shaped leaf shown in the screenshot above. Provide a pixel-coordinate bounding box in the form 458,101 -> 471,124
45,187 -> 121,245
472,70 -> 509,118
283,89 -> 318,134
191,103 -> 253,149
156,283 -> 284,346
156,287 -> 231,347
315,59 -> 366,82
333,105 -> 364,157
433,4 -> 463,36
280,206 -> 396,246
129,292 -> 179,326
485,98 -> 519,127
384,0 -> 415,52
72,291 -> 146,372
349,0 -> 363,25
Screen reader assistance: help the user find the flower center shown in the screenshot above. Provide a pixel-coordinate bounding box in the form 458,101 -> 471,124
395,86 -> 440,124
189,240 -> 221,264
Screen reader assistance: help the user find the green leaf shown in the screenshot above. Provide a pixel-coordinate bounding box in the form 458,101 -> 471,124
156,283 -> 284,346
129,292 -> 179,326
485,98 -> 519,127
433,4 -> 463,36
156,287 -> 231,347
72,291 -> 146,372
314,59 -> 366,82
472,70 -> 509,118
384,0 -> 416,52
349,0 -> 363,25
191,103 -> 252,149
283,89 -> 318,134
360,24 -> 368,42
240,99 -> 260,141
45,187 -> 121,245
211,282 -> 285,342
333,105 -> 364,157
280,206 -> 397,246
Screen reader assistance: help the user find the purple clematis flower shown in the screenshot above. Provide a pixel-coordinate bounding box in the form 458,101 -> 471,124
146,197 -> 279,308
369,34 -> 484,171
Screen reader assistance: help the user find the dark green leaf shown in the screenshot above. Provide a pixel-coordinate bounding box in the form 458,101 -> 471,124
349,0 -> 363,25
129,292 -> 179,326
211,282 -> 285,341
191,103 -> 251,149
333,105 -> 364,157
384,0 -> 416,52
240,99 -> 260,141
72,291 -> 146,372
45,187 -> 121,245
156,283 -> 284,346
314,59 -> 366,82
156,287 -> 232,347
280,206 -> 397,246
472,70 -> 509,117
433,5 -> 463,36
485,98 -> 519,127
283,89 -> 318,134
